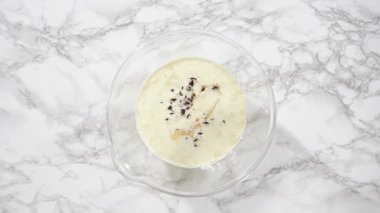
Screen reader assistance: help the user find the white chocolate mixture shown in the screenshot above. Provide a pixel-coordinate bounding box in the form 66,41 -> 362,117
136,58 -> 247,168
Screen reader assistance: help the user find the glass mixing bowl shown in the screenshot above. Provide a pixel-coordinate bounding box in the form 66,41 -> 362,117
107,30 -> 276,197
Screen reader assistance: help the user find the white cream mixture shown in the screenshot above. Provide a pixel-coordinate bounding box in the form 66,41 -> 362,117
136,58 -> 247,168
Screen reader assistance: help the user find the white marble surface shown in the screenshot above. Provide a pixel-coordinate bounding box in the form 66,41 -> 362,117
1,0 -> 380,212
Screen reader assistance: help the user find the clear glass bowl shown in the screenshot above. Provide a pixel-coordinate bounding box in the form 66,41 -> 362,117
107,30 -> 276,197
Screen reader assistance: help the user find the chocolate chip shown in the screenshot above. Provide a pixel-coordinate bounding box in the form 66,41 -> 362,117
160,101 -> 163,104
168,106 -> 172,110
193,138 -> 198,142
201,86 -> 206,92
194,144 -> 198,147
181,109 -> 185,115
179,91 -> 183,96
165,118 -> 169,121
222,120 -> 226,124
184,101 -> 190,105
212,84 -> 219,90
171,89 -> 174,92
186,86 -> 191,91
171,98 -> 176,102
186,114 -> 191,119
203,121 -> 209,125
198,132 -> 203,135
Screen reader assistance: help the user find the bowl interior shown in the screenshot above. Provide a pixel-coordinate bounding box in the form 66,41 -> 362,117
107,30 -> 275,196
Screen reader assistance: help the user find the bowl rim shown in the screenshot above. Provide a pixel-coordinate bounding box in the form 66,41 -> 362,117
107,29 -> 276,197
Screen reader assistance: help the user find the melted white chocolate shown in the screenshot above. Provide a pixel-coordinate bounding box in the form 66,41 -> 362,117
136,58 -> 247,168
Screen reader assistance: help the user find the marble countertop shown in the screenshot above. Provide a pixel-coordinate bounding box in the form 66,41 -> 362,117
1,0 -> 380,212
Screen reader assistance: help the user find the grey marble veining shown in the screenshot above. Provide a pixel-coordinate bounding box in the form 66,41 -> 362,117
0,0 -> 380,212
